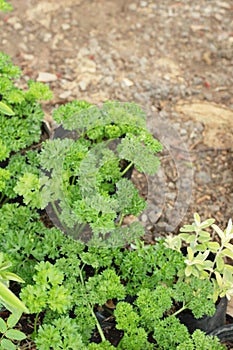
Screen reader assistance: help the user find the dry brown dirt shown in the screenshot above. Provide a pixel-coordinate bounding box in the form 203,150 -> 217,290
0,0 -> 233,232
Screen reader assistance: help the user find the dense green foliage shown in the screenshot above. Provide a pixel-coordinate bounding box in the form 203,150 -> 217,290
0,47 -> 228,350
0,53 -> 52,159
14,100 -> 162,246
166,213 -> 233,302
0,203 -> 226,349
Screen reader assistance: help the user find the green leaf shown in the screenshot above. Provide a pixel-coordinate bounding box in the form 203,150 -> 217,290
5,329 -> 26,341
224,242 -> 233,252
0,282 -> 29,314
216,256 -> 225,272
0,101 -> 15,116
185,235 -> 196,244
206,241 -> 220,253
180,225 -> 195,232
224,264 -> 233,273
0,317 -> 7,333
0,338 -> 16,350
221,248 -> 233,259
199,219 -> 215,229
226,218 -> 233,236
194,212 -> 200,225
1,272 -> 25,284
198,230 -> 211,239
7,313 -> 21,329
185,265 -> 193,277
214,271 -> 222,287
0,0 -> 13,12
178,233 -> 191,241
117,134 -> 161,175
212,224 -> 225,240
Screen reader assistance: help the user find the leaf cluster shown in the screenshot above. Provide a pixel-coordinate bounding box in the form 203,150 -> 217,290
20,261 -> 72,314
0,202 -> 227,349
0,52 -> 52,159
115,239 -> 185,294
0,203 -> 66,282
0,253 -> 28,315
14,100 -> 162,244
0,313 -> 26,350
165,213 -> 233,301
35,316 -> 85,350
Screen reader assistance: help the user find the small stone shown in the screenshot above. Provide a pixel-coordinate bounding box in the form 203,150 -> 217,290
76,58 -> 96,73
59,91 -> 71,99
7,16 -> 19,25
37,72 -> 58,82
204,93 -> 213,101
121,78 -> 134,87
196,171 -> 212,184
180,128 -> 187,136
105,76 -> 114,85
79,80 -> 88,91
43,33 -> 52,42
141,214 -> 148,223
168,182 -> 176,190
143,33 -> 150,41
193,76 -> 203,85
61,23 -> 71,30
218,1 -> 231,9
149,48 -> 156,56
148,210 -> 162,223
13,22 -> 22,30
128,3 -> 137,11
140,1 -> 148,7
166,192 -> 176,201
22,53 -> 34,61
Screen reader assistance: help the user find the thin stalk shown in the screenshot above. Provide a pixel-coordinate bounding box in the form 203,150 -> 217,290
78,266 -> 106,342
0,194 -> 9,206
33,312 -> 40,334
172,303 -> 189,317
90,306 -> 106,342
116,213 -> 124,227
121,161 -> 133,177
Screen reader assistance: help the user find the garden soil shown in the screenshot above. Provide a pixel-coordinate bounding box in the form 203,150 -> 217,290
0,0 -> 233,243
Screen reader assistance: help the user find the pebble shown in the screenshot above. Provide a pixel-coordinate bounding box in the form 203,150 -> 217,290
37,72 -> 58,82
128,3 -> 137,11
61,23 -> 71,30
148,210 -> 162,223
59,90 -> 71,99
104,76 -> 114,85
43,33 -> 52,42
141,214 -> 148,223
195,171 -> 212,184
79,80 -> 88,91
140,1 -> 148,7
13,22 -> 22,30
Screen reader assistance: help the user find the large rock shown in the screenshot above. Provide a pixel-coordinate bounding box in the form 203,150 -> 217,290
175,101 -> 233,149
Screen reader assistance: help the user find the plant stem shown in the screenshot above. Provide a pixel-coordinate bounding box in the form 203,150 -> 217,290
117,213 -> 124,227
78,266 -> 106,342
34,312 -> 40,334
90,306 -> 106,342
172,303 -> 188,317
121,161 -> 133,177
